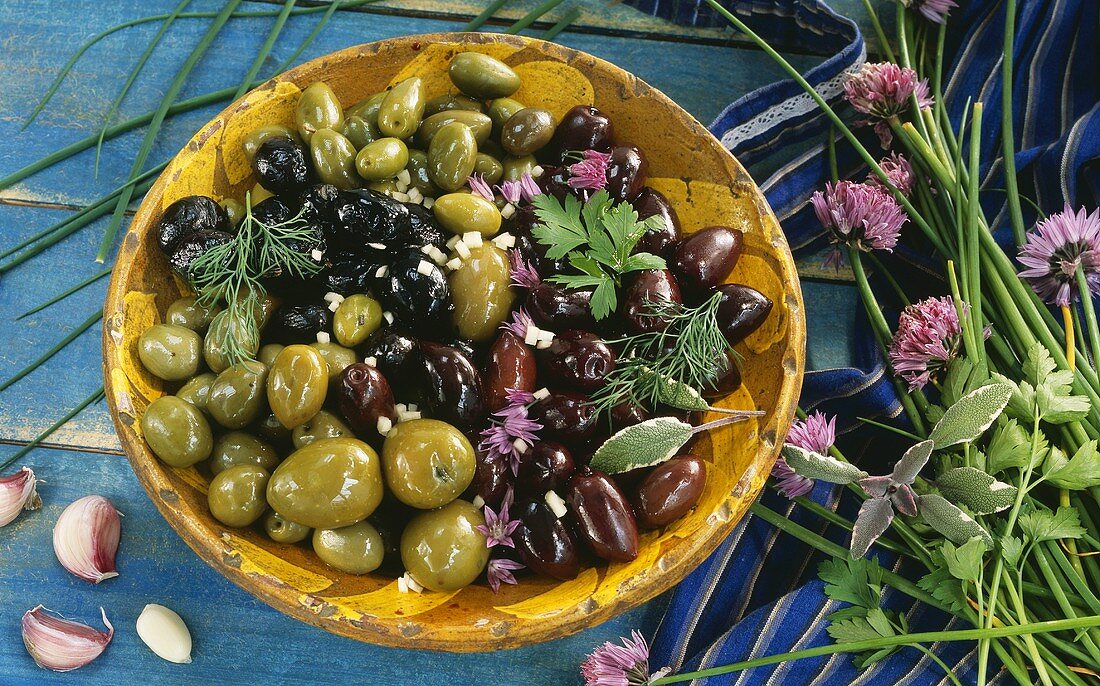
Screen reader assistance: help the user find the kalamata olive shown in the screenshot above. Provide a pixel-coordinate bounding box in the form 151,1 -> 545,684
168,229 -> 232,279
272,302 -> 331,343
605,145 -> 648,202
671,227 -> 744,297
536,165 -> 572,201
484,331 -> 536,411
510,209 -> 567,275
403,203 -> 448,250
252,136 -> 312,195
633,187 -> 681,257
566,468 -> 639,562
528,390 -> 597,445
611,401 -> 650,431
547,105 -> 614,161
468,448 -> 511,509
337,363 -> 397,436
156,195 -> 228,254
715,284 -> 773,345
331,188 -> 412,247
361,329 -> 418,389
513,499 -> 581,580
621,269 -> 682,334
631,455 -> 706,529
701,349 -> 742,398
516,441 -> 574,499
375,249 -> 454,335
536,330 -> 614,392
418,341 -> 485,431
527,282 -> 596,330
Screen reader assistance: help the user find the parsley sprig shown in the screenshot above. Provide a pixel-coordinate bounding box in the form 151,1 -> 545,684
530,190 -> 666,319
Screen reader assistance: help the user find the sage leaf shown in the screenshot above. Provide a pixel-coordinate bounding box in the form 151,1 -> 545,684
917,494 -> 993,547
850,497 -> 894,558
643,369 -> 709,411
940,538 -> 987,583
589,417 -> 692,474
936,467 -> 1017,514
1019,507 -> 1086,543
892,440 -> 933,483
928,383 -> 1012,449
781,445 -> 868,484
1043,440 -> 1100,489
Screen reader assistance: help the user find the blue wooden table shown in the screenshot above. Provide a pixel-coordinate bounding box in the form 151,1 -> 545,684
0,1 -> 869,683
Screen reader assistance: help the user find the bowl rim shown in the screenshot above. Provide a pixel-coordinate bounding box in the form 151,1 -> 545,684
103,30 -> 805,652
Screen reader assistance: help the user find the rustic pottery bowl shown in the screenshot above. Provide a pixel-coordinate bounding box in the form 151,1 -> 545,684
103,32 -> 805,652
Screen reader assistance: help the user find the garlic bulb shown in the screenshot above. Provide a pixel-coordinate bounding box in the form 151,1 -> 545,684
52,495 -> 121,583
136,604 -> 192,664
0,467 -> 41,527
21,606 -> 113,672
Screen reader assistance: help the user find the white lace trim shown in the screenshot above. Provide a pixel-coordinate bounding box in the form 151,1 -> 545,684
718,43 -> 867,152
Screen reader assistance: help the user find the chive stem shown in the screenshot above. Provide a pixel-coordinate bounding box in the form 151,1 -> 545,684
234,0 -> 297,100
504,0 -> 567,34
0,311 -> 102,395
541,6 -> 580,40
0,387 -> 106,473
463,0 -> 509,31
17,268 -> 113,320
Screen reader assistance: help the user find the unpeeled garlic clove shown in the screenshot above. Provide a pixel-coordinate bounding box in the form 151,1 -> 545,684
21,605 -> 114,672
0,467 -> 42,527
136,604 -> 192,664
52,495 -> 121,583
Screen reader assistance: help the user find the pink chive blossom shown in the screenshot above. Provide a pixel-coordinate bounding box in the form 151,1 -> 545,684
771,458 -> 815,499
476,488 -> 520,548
568,150 -> 612,191
502,306 -> 536,339
581,630 -> 669,686
479,388 -> 542,475
486,558 -> 524,593
889,296 -> 965,390
845,62 -> 932,119
498,180 -> 523,204
467,173 -> 495,201
497,173 -> 542,204
811,181 -> 906,255
902,0 -> 957,24
787,411 -> 837,454
866,153 -> 915,197
1017,204 -> 1100,307
508,249 -> 541,289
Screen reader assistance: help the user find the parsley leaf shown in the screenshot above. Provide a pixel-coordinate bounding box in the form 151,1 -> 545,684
819,557 -> 883,609
1019,507 -> 1087,543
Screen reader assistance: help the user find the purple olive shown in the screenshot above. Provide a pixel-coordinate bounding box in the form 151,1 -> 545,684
536,330 -> 615,392
418,341 -> 486,430
528,390 -> 597,445
516,441 -> 575,499
361,329 -> 418,391
510,207 -> 567,275
621,269 -> 683,334
536,165 -> 572,201
605,145 -> 648,202
566,468 -> 639,562
514,499 -> 581,580
671,227 -> 744,298
469,447 -> 512,509
337,363 -> 397,436
547,105 -> 614,160
630,455 -> 706,529
528,282 -> 597,330
715,284 -> 773,345
632,187 -> 681,257
701,349 -> 742,399
484,331 -> 537,412
611,401 -> 650,431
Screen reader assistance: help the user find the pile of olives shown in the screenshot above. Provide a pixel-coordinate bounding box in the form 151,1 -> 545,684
139,51 -> 772,592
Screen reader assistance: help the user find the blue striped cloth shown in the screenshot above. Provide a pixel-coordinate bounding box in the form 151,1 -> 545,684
622,0 -> 1100,682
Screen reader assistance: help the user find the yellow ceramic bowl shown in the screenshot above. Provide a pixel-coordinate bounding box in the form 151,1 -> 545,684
103,32 -> 805,652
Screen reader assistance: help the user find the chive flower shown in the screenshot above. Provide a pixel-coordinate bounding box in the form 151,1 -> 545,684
508,250 -> 541,289
1017,204 -> 1100,306
866,152 -> 915,197
901,0 -> 958,24
811,181 -> 906,254
888,296 -> 965,390
486,557 -> 524,593
476,488 -> 519,548
498,173 -> 542,204
774,411 -> 837,499
467,174 -> 495,201
479,388 -> 542,475
844,62 -> 932,119
567,150 -> 612,191
581,630 -> 668,686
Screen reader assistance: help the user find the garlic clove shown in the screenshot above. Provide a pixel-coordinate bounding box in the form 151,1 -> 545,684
21,605 -> 113,672
52,495 -> 121,583
136,604 -> 193,664
0,467 -> 41,527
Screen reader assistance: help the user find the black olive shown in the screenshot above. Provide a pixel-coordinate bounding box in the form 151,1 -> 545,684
156,195 -> 228,254
417,341 -> 486,431
247,197 -> 326,292
402,203 -> 448,251
374,248 -> 454,336
511,205 -> 567,275
361,328 -> 419,390
272,301 -> 331,343
252,137 -> 312,195
314,250 -> 386,296
329,189 -> 412,249
298,183 -> 342,230
168,229 -> 232,279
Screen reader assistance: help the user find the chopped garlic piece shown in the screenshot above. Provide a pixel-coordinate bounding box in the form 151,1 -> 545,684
407,403 -> 418,412
375,265 -> 389,278
544,491 -> 567,518
535,338 -> 552,349
407,187 -> 423,203
416,259 -> 435,276
446,235 -> 460,250
398,573 -> 423,594
363,356 -> 378,367
533,387 -> 550,401
455,241 -> 472,260
311,248 -> 324,261
397,169 -> 412,186
492,232 -> 516,249
315,331 -> 331,344
537,329 -> 555,343
512,438 -> 528,454
395,403 -> 407,414
446,257 -> 463,271
500,203 -> 515,219
420,244 -> 434,255
462,231 -> 483,248
423,197 -> 434,209
377,416 -> 393,436
382,311 -> 395,325
531,165 -> 544,178
524,325 -> 540,346
327,300 -> 340,312
368,242 -> 386,250
323,291 -> 343,304
427,246 -> 447,265
392,191 -> 410,203
396,180 -> 409,193
471,495 -> 485,509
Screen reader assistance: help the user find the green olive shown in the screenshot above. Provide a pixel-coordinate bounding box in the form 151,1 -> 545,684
382,419 -> 475,509
332,294 -> 382,347
251,292 -> 281,332
138,324 -> 202,381
405,150 -> 440,197
478,138 -> 506,160
427,122 -> 477,192
220,198 -> 245,231
291,409 -> 353,449
264,511 -> 312,544
167,297 -> 222,332
251,182 -> 275,204
487,97 -> 525,134
209,431 -> 280,476
345,91 -> 386,123
267,345 -> 328,428
258,343 -> 285,368
296,82 -> 344,143
368,179 -> 401,194
267,437 -> 383,529
207,360 -> 269,430
501,108 -> 555,156
203,311 -> 259,374
432,193 -> 501,236
415,110 -> 493,148
176,372 -> 216,412
208,465 -> 270,528
473,153 -> 503,185
449,244 -> 516,341
242,125 -> 299,161
255,412 -> 292,446
400,500 -> 489,592
355,137 -> 409,181
311,341 -> 357,382
424,93 -> 484,117
502,154 -> 538,182
312,521 -> 384,574
377,77 -> 424,140
310,128 -> 360,189
141,395 -> 213,468
341,115 -> 379,149
448,52 -> 520,100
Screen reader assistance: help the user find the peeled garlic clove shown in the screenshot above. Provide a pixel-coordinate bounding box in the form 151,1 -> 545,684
22,606 -> 113,672
136,604 -> 192,664
52,495 -> 121,583
0,467 -> 42,527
